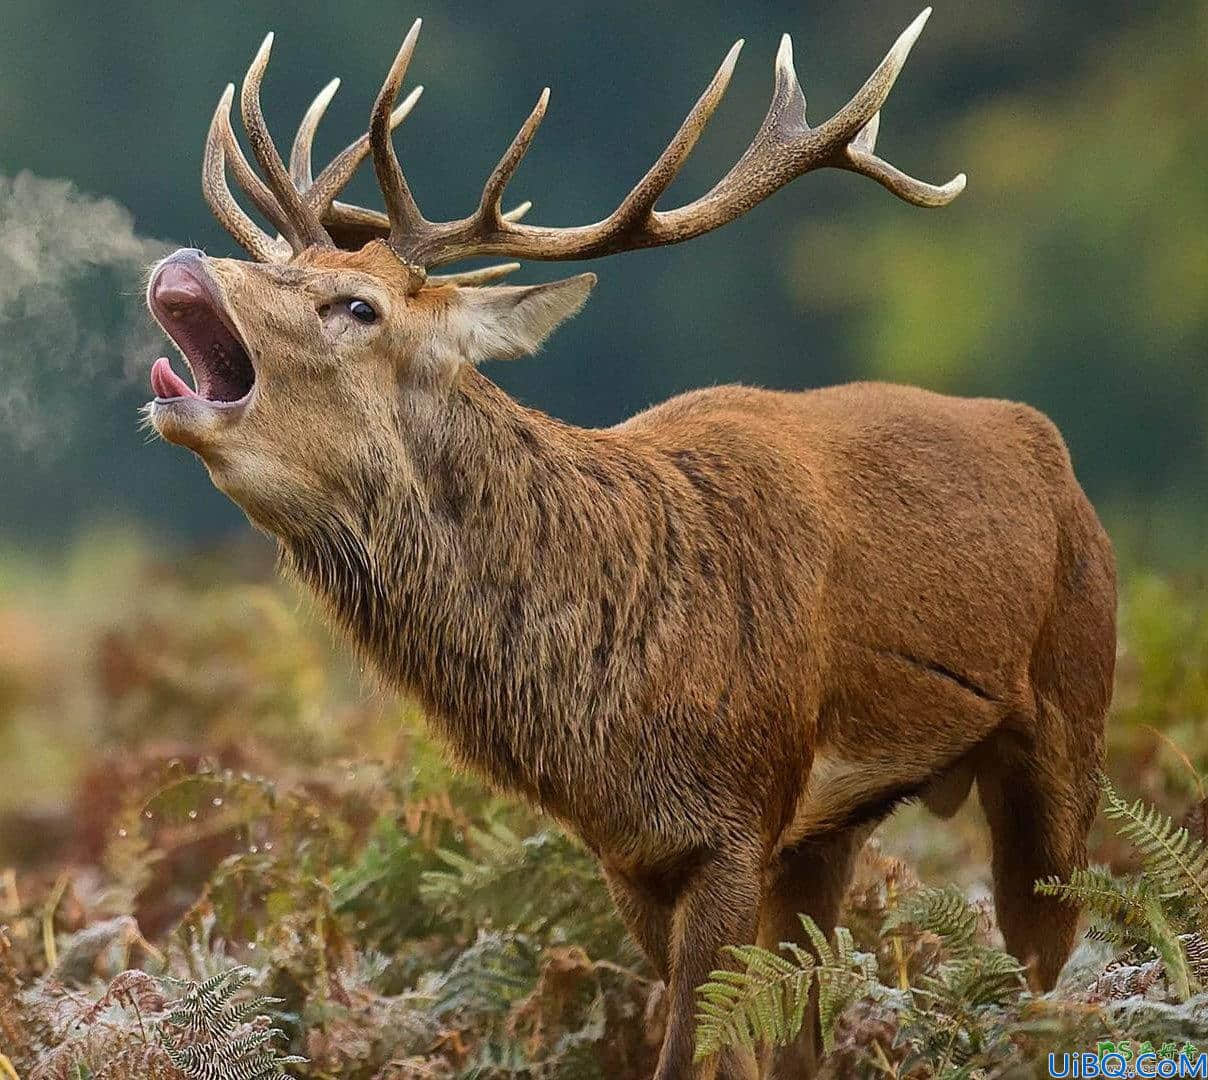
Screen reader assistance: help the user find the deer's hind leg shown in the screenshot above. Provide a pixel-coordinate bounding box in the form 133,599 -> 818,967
976,700 -> 1102,991
602,863 -> 673,981
759,824 -> 874,1079
979,517 -> 1113,991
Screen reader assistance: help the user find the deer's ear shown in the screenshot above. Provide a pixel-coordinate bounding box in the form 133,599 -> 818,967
451,274 -> 596,362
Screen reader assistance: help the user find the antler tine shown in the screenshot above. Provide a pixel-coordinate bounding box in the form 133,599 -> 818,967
306,86 -> 423,217
369,19 -> 427,245
211,83 -> 303,247
840,108 -> 966,207
745,27 -> 846,147
813,7 -> 931,155
427,262 -> 522,286
601,38 -> 743,237
475,89 -> 549,224
202,84 -> 279,262
290,77 -> 341,190
240,33 -> 332,250
807,9 -> 966,206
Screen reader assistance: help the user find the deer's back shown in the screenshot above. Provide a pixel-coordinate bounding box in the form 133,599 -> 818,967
618,379 -> 1100,680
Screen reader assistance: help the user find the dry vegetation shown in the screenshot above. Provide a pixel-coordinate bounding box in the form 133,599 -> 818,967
1,532 -> 1206,1077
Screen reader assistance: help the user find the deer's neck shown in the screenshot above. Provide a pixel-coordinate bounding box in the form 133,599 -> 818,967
281,365 -> 662,814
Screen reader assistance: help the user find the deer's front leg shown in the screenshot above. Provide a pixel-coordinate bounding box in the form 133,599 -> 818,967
654,842 -> 763,1080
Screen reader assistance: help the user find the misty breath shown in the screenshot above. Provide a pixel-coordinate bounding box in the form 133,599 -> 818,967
0,171 -> 171,451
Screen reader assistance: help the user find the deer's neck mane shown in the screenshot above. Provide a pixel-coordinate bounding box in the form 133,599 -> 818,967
280,364 -> 665,813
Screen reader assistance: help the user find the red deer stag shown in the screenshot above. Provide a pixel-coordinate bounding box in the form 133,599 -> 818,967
144,11 -> 1116,1078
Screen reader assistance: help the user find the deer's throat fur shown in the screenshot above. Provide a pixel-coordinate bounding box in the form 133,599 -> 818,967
279,367 -> 679,829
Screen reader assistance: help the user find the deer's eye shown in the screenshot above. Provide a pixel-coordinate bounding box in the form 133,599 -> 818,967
347,299 -> 377,324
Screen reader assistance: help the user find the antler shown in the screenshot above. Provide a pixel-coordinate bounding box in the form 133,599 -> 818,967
202,33 -> 425,261
202,10 -> 965,270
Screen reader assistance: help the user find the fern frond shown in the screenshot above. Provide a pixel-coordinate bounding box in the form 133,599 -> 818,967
420,825 -> 625,955
164,967 -> 252,1036
883,885 -> 979,953
693,943 -> 814,1059
808,922 -> 877,1053
1087,959 -> 1164,1001
159,967 -> 302,1078
1036,866 -> 1156,925
1102,776 -> 1208,930
693,916 -> 878,1062
432,931 -> 540,1020
922,947 -> 1026,1009
1184,933 -> 1208,984
1036,863 -> 1192,991
1144,895 -> 1193,1001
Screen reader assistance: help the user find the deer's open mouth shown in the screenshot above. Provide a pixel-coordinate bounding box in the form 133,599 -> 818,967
148,253 -> 255,406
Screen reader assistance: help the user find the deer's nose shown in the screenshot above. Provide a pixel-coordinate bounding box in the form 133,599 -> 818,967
159,246 -> 205,266
150,250 -> 211,309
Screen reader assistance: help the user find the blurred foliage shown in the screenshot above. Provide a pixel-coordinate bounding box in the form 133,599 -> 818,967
0,0 -> 1201,561
0,535 -> 658,1076
0,533 -> 1205,1075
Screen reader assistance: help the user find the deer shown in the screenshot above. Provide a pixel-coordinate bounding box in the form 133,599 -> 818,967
142,10 -> 1116,1078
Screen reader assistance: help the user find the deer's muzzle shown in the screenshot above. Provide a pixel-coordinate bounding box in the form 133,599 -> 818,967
147,249 -> 255,407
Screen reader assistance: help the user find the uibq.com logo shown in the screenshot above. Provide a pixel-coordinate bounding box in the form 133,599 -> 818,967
1049,1042 -> 1208,1077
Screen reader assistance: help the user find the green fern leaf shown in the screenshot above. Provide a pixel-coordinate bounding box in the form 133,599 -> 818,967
883,885 -> 979,952
1102,775 -> 1208,930
1035,865 -> 1154,924
694,916 -> 878,1062
432,931 -> 540,1020
693,942 -> 815,1059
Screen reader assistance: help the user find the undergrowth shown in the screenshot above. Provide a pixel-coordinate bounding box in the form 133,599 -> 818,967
0,551 -> 1206,1076
695,772 -> 1208,1074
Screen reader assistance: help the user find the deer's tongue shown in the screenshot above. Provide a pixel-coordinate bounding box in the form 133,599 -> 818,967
150,356 -> 197,400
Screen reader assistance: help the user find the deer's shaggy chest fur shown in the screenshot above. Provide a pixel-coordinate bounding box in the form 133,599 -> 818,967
280,374 -> 1112,872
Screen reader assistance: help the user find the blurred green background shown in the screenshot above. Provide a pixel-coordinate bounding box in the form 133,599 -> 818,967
0,0 -> 1203,564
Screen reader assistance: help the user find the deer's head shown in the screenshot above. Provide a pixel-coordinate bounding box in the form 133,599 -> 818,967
146,239 -> 593,533
146,13 -> 963,534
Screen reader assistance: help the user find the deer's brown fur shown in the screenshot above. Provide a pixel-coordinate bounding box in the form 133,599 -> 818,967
145,12 -> 1112,1075
147,239 -> 1115,1079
